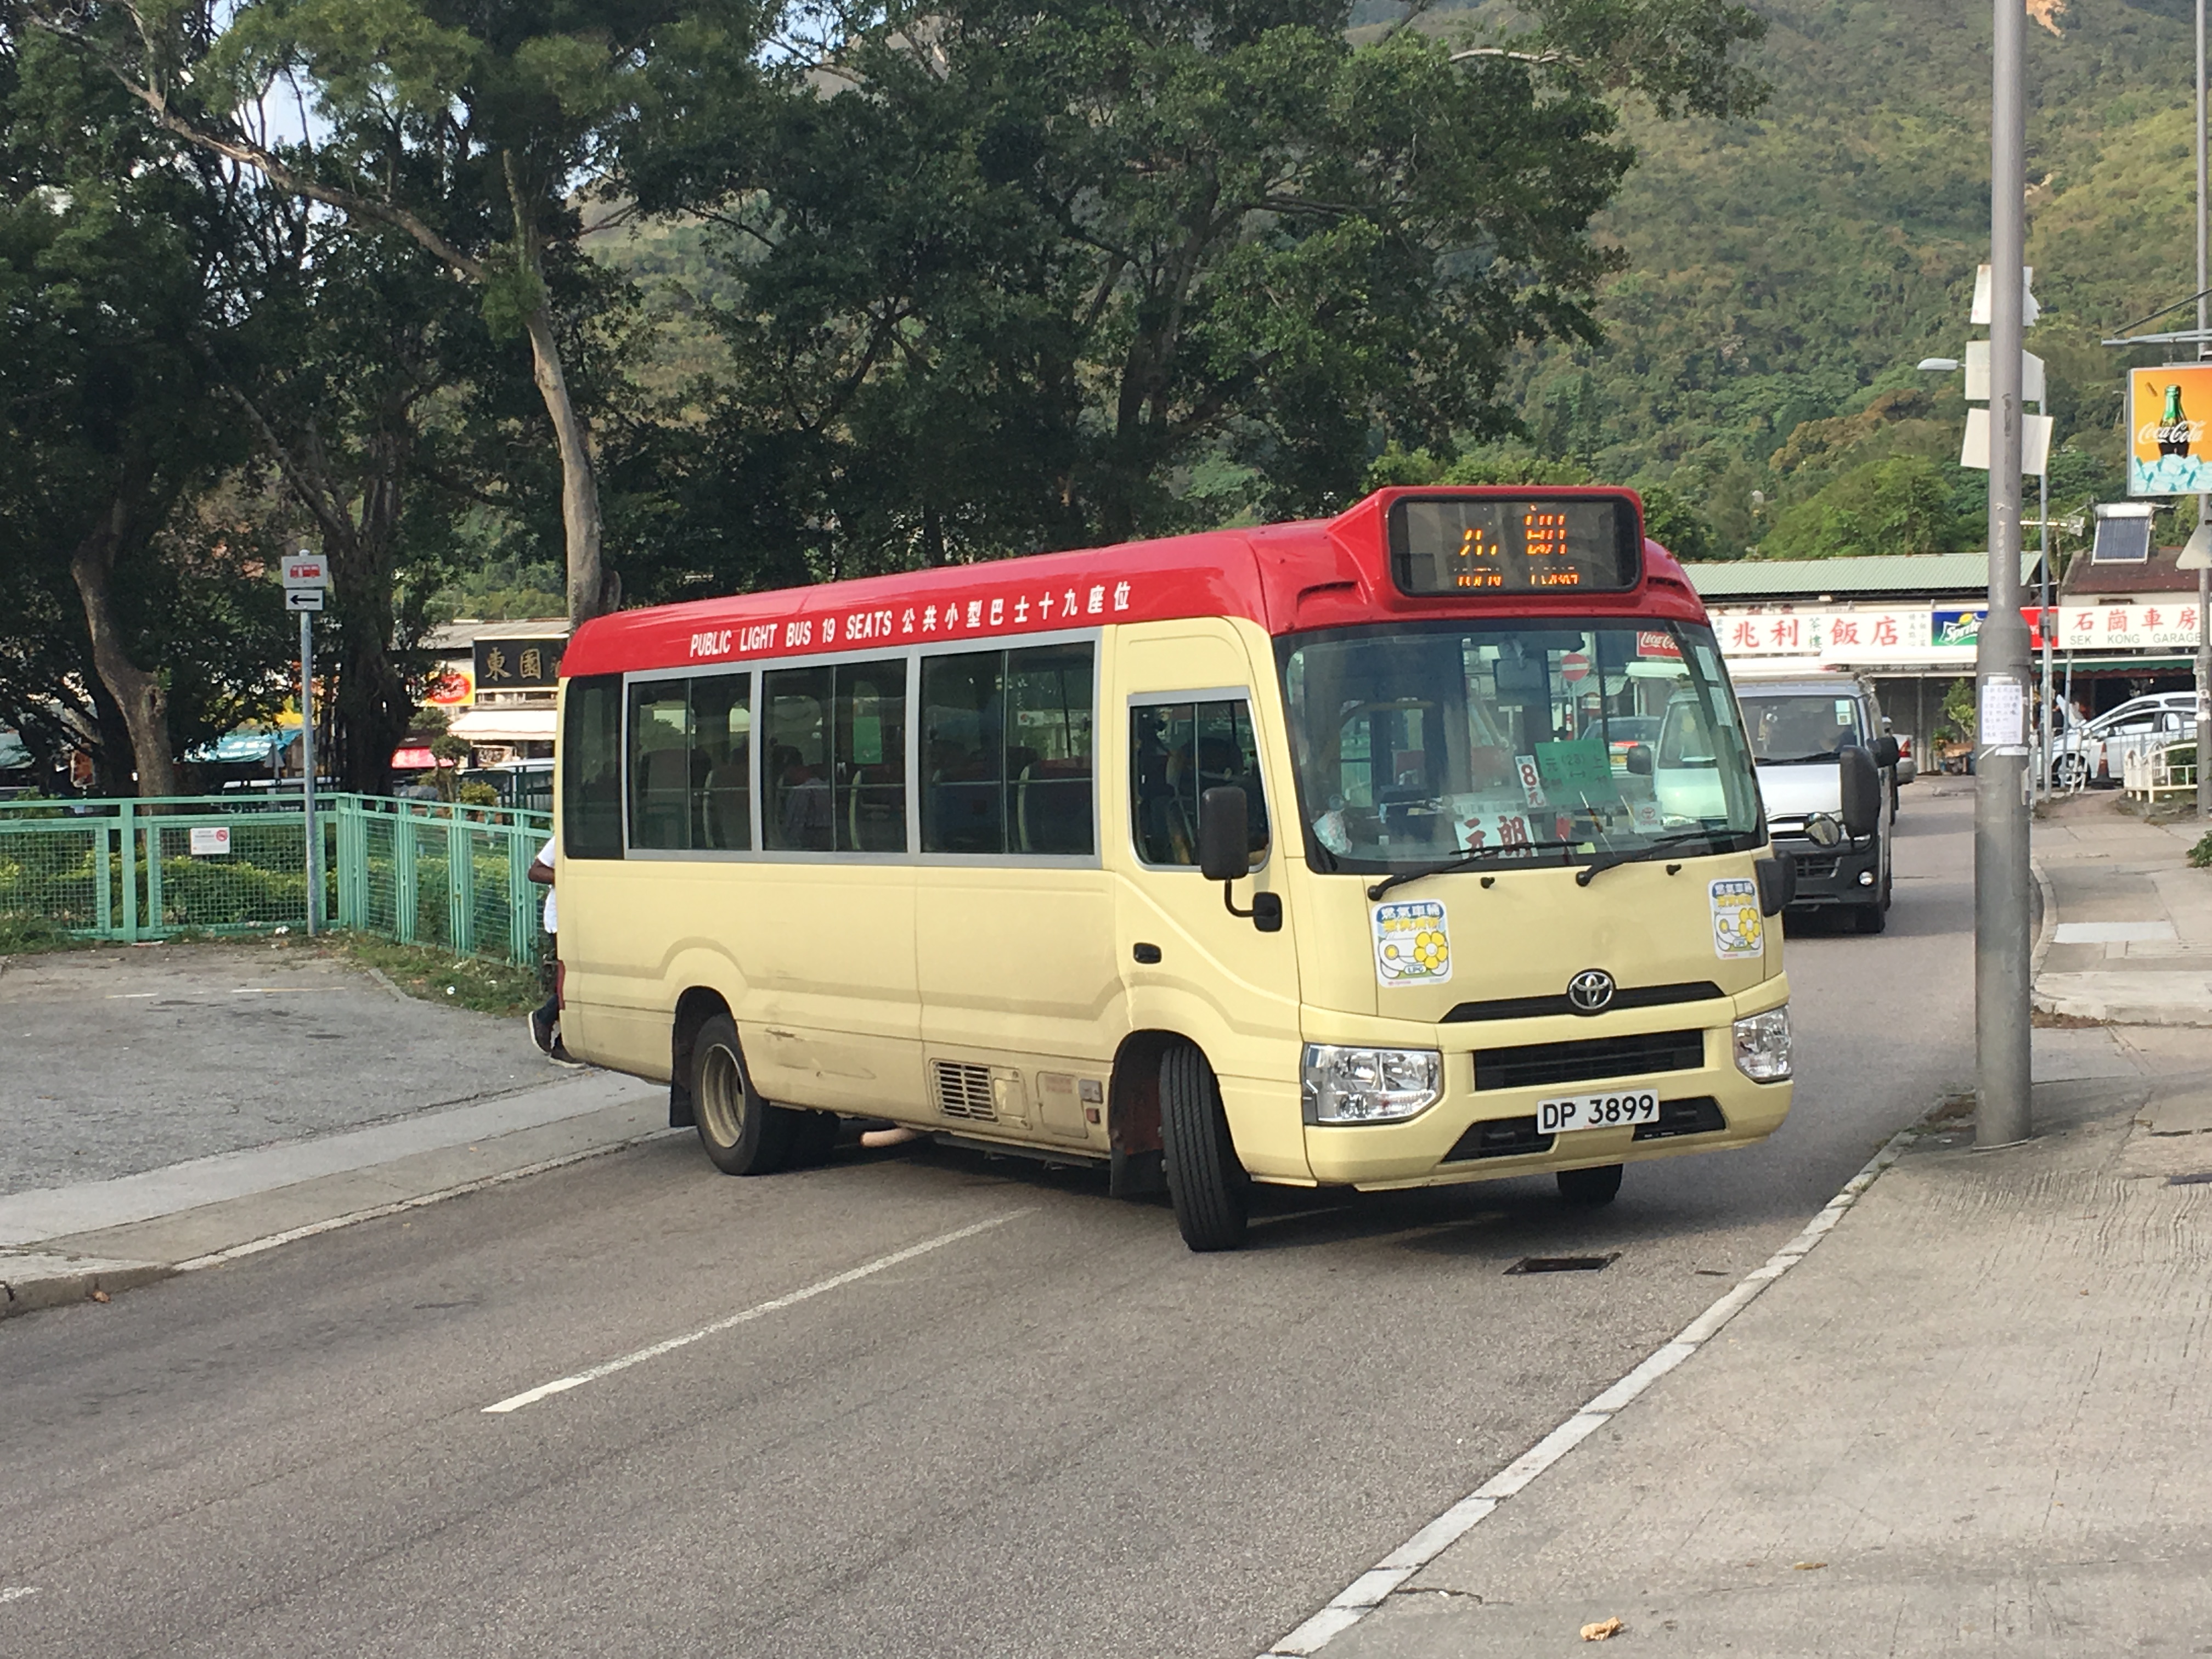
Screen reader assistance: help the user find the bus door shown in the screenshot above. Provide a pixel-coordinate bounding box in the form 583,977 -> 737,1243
912,643 -> 1117,1128
1118,663 -> 1306,1180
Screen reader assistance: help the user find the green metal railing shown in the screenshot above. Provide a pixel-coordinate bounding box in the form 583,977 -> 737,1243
0,793 -> 551,965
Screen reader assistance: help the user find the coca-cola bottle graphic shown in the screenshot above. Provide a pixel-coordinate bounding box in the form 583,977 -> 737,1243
2159,385 -> 2193,458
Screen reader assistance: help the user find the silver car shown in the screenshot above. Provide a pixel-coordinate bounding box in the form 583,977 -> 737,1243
2045,693 -> 2197,788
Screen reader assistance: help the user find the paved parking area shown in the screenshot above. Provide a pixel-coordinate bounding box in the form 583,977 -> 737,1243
0,943 -> 548,1194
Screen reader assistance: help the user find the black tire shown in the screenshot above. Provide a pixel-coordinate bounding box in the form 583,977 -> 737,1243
789,1110 -> 841,1167
690,1013 -> 800,1176
1853,900 -> 1887,934
1159,1043 -> 1249,1251
1558,1164 -> 1623,1206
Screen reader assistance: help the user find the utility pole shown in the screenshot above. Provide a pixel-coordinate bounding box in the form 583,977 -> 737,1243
1978,0 -> 2033,1147
2197,0 -> 2210,821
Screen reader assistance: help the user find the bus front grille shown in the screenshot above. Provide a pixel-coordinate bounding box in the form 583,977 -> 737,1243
1472,1029 -> 1706,1092
933,1060 -> 998,1120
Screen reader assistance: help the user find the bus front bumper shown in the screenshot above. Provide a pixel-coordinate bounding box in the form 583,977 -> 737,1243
1295,993 -> 1793,1191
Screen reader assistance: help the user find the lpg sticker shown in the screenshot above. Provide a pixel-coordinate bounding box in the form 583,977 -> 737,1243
1374,899 -> 1452,987
1709,877 -> 1764,960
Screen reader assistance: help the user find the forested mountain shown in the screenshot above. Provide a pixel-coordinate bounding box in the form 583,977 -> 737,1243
1349,0 -> 2203,557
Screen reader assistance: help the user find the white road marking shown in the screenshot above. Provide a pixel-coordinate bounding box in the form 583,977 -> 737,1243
1,1586 -> 40,1604
1257,1123 -> 1920,1657
105,992 -> 159,1000
482,1209 -> 1035,1415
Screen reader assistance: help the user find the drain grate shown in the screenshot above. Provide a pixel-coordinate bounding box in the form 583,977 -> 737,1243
1505,1253 -> 1620,1274
2169,1171 -> 2212,1186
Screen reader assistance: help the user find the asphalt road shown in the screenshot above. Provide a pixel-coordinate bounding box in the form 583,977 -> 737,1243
0,789 -> 1976,1659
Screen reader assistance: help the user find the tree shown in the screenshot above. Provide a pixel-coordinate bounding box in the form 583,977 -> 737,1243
1763,455 -> 1971,560
24,0 -> 787,624
1,24 -> 291,793
626,0 -> 1767,586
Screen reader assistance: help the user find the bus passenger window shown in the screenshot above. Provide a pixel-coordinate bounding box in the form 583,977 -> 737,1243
562,674 -> 624,859
764,668 -> 833,851
1007,646 -> 1094,854
691,673 -> 752,850
921,644 -> 1096,856
922,652 -> 1005,853
628,680 -> 693,850
836,661 -> 908,853
1130,700 -> 1269,867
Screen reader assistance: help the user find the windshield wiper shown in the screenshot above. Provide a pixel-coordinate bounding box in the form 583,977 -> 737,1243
1364,840 -> 1583,901
1756,753 -> 1847,766
1574,830 -> 1722,888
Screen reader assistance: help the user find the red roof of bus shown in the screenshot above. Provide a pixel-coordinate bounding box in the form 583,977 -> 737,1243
559,487 -> 1707,678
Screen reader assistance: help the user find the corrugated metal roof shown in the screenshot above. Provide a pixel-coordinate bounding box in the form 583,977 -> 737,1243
1681,552 -> 2040,599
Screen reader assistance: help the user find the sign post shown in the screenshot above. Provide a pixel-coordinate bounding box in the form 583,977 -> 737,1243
283,556 -> 327,935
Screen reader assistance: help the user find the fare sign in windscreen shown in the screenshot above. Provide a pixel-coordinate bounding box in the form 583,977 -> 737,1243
1388,496 -> 1640,596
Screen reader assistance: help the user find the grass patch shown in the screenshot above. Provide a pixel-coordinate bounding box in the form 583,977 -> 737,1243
322,930 -> 544,1017
0,912 -> 87,955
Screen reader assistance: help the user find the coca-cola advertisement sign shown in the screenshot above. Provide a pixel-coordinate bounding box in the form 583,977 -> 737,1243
2129,364 -> 2212,494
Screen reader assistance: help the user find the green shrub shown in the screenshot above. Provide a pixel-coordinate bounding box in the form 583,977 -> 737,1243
2191,831 -> 2212,870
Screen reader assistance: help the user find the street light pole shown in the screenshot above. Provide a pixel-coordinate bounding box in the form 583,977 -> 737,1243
1978,0 -> 2033,1147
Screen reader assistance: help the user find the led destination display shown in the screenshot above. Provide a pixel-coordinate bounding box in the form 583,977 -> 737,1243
1387,495 -> 1640,596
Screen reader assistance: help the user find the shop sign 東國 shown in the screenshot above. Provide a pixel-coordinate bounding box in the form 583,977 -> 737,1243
473,637 -> 564,691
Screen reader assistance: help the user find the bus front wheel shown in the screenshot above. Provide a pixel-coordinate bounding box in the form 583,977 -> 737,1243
1557,1164 -> 1623,1206
1159,1042 -> 1250,1251
692,1014 -> 799,1176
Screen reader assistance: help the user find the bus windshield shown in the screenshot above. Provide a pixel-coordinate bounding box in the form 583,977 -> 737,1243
1279,620 -> 1762,872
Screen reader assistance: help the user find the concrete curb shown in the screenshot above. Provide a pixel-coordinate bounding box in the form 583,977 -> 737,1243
0,1252 -> 176,1321
2028,850 -> 2059,984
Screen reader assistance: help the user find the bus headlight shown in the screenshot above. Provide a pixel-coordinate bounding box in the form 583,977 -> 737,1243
1302,1045 -> 1442,1124
1733,1007 -> 1792,1082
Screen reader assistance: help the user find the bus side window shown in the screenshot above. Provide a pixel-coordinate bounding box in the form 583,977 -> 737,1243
628,680 -> 693,850
1131,699 -> 1268,867
836,660 -> 909,853
922,644 -> 1095,856
562,674 -> 624,859
764,668 -> 833,851
691,672 -> 752,850
1007,645 -> 1093,855
922,652 -> 1005,854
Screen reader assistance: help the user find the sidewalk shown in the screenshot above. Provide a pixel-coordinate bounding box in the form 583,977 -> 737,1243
2034,791 -> 2212,1026
1311,795 -> 2212,1658
0,943 -> 668,1318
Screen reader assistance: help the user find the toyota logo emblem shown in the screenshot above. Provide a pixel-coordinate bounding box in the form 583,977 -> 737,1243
1567,969 -> 1616,1014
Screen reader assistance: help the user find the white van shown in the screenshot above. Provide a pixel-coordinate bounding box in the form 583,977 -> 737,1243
1730,673 -> 1900,933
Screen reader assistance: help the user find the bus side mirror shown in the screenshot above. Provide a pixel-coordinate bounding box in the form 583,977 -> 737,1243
1198,787 -> 1249,883
1625,744 -> 1654,776
1839,747 -> 1882,839
1870,735 -> 1900,769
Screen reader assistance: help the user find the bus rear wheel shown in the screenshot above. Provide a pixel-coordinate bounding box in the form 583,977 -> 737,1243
1557,1164 -> 1623,1206
692,1014 -> 799,1176
1159,1042 -> 1250,1252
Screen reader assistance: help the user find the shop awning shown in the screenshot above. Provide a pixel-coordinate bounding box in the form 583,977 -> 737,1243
0,727 -> 30,769
185,729 -> 294,765
391,746 -> 439,770
447,706 -> 557,743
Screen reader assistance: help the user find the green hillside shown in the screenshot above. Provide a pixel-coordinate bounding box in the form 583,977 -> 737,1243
1372,0 -> 2204,556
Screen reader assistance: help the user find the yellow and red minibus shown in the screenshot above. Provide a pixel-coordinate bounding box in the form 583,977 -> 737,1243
553,487 -> 1794,1250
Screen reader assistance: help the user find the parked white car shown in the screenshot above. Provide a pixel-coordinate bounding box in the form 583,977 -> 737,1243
2044,693 -> 2197,789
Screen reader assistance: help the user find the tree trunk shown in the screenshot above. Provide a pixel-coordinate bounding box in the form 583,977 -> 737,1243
520,297 -> 611,624
69,498 -> 177,799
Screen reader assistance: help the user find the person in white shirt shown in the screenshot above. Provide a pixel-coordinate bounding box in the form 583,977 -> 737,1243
524,837 -> 577,1064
